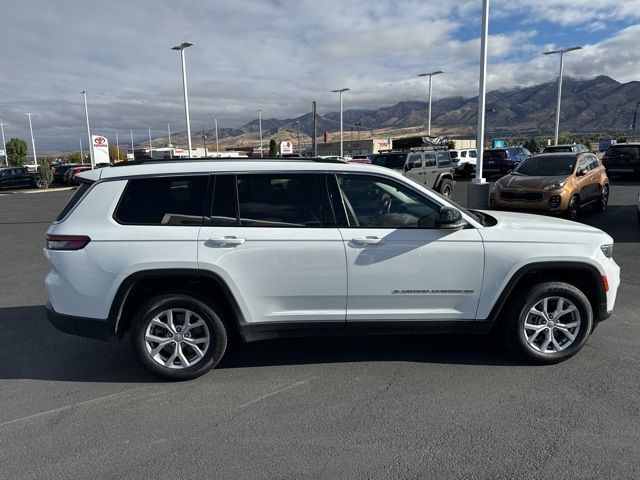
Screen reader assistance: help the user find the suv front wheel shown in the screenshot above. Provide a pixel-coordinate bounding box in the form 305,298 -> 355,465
501,281 -> 593,364
438,178 -> 454,197
131,294 -> 228,380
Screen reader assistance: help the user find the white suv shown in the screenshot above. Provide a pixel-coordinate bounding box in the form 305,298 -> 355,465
45,158 -> 620,379
450,148 -> 477,176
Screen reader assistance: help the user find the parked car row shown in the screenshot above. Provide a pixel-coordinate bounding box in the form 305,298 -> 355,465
0,166 -> 46,190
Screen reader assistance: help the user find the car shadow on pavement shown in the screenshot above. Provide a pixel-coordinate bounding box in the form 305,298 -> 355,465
218,333 -> 527,370
0,305 -> 158,383
579,205 -> 640,243
0,306 -> 526,382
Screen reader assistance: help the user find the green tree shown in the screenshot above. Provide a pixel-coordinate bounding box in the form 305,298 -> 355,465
523,137 -> 541,153
66,152 -> 83,163
109,145 -> 127,162
269,139 -> 278,157
6,137 -> 28,166
37,157 -> 53,187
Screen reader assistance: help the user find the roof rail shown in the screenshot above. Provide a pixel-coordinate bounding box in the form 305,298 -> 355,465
111,157 -> 347,167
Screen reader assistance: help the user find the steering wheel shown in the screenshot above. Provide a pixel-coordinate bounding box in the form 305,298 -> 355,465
376,193 -> 393,216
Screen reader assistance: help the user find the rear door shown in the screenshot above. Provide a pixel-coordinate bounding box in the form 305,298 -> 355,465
424,151 -> 438,187
403,152 -> 425,186
575,156 -> 595,202
17,168 -> 31,187
197,173 -> 347,325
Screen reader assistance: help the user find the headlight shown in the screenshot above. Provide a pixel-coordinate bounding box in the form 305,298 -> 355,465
600,244 -> 613,258
544,180 -> 566,191
494,179 -> 504,189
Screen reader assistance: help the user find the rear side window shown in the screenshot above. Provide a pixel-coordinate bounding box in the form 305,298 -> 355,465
436,151 -> 451,167
484,150 -> 506,160
114,175 -> 208,225
424,152 -> 436,167
55,183 -> 92,221
237,174 -> 327,227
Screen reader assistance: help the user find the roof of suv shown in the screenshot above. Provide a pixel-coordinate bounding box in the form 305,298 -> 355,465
77,157 -> 395,182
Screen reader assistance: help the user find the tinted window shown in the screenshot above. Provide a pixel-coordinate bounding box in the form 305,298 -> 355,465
577,157 -> 589,172
514,156 -> 576,176
115,176 -> 208,225
337,174 -> 440,228
237,174 -> 326,227
405,153 -> 423,170
55,183 -> 92,221
0,169 -> 9,178
450,150 -> 459,158
468,150 -> 477,158
210,175 -> 237,226
460,151 -> 467,158
436,151 -> 451,167
484,150 -> 506,161
605,146 -> 640,157
544,146 -> 573,153
424,152 -> 436,167
371,154 -> 407,169
588,155 -> 600,170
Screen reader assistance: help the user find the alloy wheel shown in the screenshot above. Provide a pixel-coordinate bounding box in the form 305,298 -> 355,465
144,308 -> 210,369
600,185 -> 609,210
523,296 -> 581,354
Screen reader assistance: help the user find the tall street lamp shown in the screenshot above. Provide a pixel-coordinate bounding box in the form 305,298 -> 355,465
213,116 -> 219,156
79,138 -> 84,161
148,127 -> 153,159
115,132 -> 120,162
331,88 -> 350,157
167,124 -> 173,158
257,109 -> 263,157
81,90 -> 95,168
632,101 -> 640,142
171,42 -> 194,158
0,120 -> 7,165
467,0 -> 490,209
543,46 -> 582,145
24,113 -> 38,168
130,131 -> 135,160
417,71 -> 443,136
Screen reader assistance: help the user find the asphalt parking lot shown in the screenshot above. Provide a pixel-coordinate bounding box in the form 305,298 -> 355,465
1,178 -> 639,479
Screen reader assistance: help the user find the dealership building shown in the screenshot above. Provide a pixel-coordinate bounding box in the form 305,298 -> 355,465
316,138 -> 392,156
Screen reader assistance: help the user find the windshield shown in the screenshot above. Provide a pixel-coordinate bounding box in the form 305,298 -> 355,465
513,155 -> 575,176
371,154 -> 407,169
544,146 -> 573,153
605,146 -> 640,157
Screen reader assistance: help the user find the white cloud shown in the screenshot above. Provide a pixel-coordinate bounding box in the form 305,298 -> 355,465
0,0 -> 637,151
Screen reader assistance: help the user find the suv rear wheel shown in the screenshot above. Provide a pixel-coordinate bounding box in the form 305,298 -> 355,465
131,294 -> 228,380
501,281 -> 593,364
565,195 -> 580,221
593,184 -> 609,212
438,178 -> 454,197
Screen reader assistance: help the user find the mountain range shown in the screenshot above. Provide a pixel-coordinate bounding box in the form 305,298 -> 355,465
149,75 -> 640,149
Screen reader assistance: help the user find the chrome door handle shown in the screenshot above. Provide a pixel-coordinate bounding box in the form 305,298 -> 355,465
351,236 -> 385,246
207,236 -> 246,246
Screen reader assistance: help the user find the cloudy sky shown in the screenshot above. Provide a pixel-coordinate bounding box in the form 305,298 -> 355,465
1,0 -> 639,152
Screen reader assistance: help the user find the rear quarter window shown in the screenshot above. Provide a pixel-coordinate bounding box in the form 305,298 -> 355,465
114,175 -> 208,226
436,151 -> 451,167
55,183 -> 93,221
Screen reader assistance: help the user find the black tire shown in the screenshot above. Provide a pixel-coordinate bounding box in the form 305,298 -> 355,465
438,178 -> 454,197
131,294 -> 228,380
564,195 -> 580,221
500,281 -> 593,364
592,184 -> 609,212
35,178 -> 46,189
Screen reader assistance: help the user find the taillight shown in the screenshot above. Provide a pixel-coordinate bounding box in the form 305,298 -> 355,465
46,234 -> 91,250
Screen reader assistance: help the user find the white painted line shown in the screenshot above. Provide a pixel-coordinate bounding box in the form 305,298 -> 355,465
238,379 -> 309,410
0,387 -> 149,428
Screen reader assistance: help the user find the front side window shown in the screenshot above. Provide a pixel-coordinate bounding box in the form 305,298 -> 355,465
237,174 -> 326,227
336,174 -> 440,228
115,175 -> 208,225
405,153 -> 423,171
424,152 -> 436,167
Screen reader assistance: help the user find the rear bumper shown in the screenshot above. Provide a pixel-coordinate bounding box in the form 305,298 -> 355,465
46,303 -> 114,341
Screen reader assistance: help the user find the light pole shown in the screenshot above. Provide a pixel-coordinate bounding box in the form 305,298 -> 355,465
633,101 -> 640,142
417,71 -> 443,136
257,109 -> 263,157
331,88 -> 350,157
167,124 -> 173,158
296,121 -> 300,154
24,113 -> 38,168
116,132 -> 120,162
172,42 -> 194,158
354,122 -> 362,142
213,116 -> 219,156
130,131 -> 134,160
467,0 -> 490,209
79,138 -> 84,161
0,120 -> 7,165
148,127 -> 153,159
81,90 -> 95,168
543,46 -> 582,145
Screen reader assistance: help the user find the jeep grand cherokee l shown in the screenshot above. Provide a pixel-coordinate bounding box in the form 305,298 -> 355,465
45,158 -> 620,379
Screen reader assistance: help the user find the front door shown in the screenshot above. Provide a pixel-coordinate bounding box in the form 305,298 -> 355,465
424,151 -> 438,188
403,152 -> 425,186
332,173 -> 484,322
197,173 -> 347,325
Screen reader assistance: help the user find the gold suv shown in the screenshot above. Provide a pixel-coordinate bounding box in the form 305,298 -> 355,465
490,152 -> 609,220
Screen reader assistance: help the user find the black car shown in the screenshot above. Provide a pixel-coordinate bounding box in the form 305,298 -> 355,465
52,164 -> 79,183
0,166 -> 46,190
482,147 -> 532,175
602,143 -> 640,176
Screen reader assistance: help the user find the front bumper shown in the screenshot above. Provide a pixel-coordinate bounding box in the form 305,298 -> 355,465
490,188 -> 570,212
46,303 -> 115,341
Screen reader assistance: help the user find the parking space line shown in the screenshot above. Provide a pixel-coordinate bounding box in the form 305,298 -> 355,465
237,379 -> 310,410
0,387 -> 150,429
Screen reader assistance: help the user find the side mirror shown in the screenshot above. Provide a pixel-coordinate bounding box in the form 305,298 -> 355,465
577,168 -> 587,177
404,163 -> 411,172
437,206 -> 466,230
